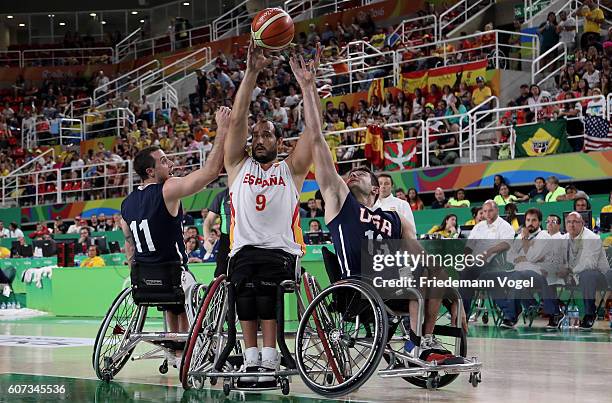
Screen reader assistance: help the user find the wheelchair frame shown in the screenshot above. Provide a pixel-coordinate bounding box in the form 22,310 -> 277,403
92,271 -> 206,382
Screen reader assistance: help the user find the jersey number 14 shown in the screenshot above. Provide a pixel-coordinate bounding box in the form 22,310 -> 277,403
129,219 -> 156,253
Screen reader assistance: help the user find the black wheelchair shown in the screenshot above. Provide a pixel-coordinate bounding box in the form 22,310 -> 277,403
293,247 -> 482,397
92,262 -> 206,382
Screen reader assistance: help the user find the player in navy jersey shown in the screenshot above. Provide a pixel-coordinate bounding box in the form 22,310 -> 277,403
120,107 -> 230,349
303,79 -> 461,361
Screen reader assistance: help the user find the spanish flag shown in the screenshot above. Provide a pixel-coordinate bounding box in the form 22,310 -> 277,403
364,125 -> 385,169
399,71 -> 428,93
368,78 -> 385,104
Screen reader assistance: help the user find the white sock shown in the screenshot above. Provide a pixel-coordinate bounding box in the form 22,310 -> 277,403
244,347 -> 259,367
261,347 -> 278,365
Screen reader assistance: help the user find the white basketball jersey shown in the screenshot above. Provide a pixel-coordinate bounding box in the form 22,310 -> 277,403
229,158 -> 305,257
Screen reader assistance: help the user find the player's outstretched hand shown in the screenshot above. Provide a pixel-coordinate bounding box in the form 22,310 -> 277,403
215,106 -> 232,129
247,38 -> 271,73
289,42 -> 322,88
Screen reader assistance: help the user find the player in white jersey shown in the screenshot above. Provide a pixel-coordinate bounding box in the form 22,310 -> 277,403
224,40 -> 321,386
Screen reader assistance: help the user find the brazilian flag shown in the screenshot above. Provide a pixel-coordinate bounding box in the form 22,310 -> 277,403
514,120 -> 572,158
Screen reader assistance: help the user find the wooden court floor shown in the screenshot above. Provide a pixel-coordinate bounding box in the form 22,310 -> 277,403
0,316 -> 610,403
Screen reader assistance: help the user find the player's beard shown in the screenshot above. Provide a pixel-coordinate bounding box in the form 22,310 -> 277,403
252,146 -> 277,164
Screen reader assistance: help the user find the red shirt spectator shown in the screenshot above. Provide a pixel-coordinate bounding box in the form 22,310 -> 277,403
28,223 -> 51,239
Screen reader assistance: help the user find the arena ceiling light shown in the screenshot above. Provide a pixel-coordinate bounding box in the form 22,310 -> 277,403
101,21 -> 107,25
19,23 -> 25,27
7,15 -> 14,19
131,11 -> 138,15
139,19 -> 145,23
183,2 -> 190,5
59,22 -> 66,26
48,14 -> 55,18
90,13 -> 97,17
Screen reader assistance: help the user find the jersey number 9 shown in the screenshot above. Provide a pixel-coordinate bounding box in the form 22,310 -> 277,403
255,194 -> 267,211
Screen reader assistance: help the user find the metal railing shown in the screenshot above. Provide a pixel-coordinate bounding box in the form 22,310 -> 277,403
318,50 -> 397,95
93,59 -> 161,105
21,47 -> 114,67
396,30 -> 539,71
211,0 -> 253,41
138,46 -> 212,98
0,51 -> 21,67
115,28 -> 142,63
391,14 -> 438,45
531,42 -> 567,88
439,0 -> 496,38
471,95 -> 606,162
58,118 -> 83,146
122,24 -> 212,60
65,97 -> 93,119
83,107 -> 135,139
21,117 -> 37,149
523,0 -> 553,26
148,83 -> 179,123
284,0 -> 355,20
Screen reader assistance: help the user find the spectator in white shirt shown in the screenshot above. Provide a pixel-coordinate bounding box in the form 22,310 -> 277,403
373,173 -> 415,229
461,200 -> 515,316
582,61 -> 601,89
498,208 -> 561,329
557,10 -> 576,54
0,221 -> 10,238
560,212 -> 610,329
585,87 -> 605,116
8,222 -> 24,239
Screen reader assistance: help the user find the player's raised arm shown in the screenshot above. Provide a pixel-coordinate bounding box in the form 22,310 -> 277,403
285,44 -> 322,180
225,40 -> 271,181
163,106 -> 230,203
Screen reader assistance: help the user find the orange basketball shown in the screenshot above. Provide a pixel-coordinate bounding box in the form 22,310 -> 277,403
251,8 -> 294,50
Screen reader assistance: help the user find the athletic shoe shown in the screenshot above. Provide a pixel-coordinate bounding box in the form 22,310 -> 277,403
257,347 -> 279,387
419,334 -> 464,365
500,319 -> 516,329
546,314 -> 562,330
237,347 -> 259,387
578,315 -> 595,331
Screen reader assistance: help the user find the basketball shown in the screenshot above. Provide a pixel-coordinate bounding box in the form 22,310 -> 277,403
251,8 -> 294,50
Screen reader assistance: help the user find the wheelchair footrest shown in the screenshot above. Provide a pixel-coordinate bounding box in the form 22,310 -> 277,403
149,340 -> 185,351
204,369 -> 298,378
378,358 -> 482,378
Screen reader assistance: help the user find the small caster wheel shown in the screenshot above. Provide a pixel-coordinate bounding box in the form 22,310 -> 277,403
426,373 -> 440,390
470,372 -> 481,387
280,378 -> 290,395
159,360 -> 168,374
102,371 -> 112,383
482,312 -> 489,324
223,383 -> 231,396
209,377 -> 217,386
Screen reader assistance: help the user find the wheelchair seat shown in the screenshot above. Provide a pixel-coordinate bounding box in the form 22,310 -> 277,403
130,262 -> 185,306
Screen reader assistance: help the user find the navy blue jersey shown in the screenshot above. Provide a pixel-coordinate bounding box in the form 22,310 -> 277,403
327,192 -> 402,278
121,183 -> 188,266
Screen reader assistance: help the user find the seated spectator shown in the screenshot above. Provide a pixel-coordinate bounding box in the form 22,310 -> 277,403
8,223 -> 24,239
78,227 -> 92,254
308,219 -> 322,233
184,226 -> 204,242
80,245 -> 105,268
429,128 -> 458,166
601,191 -> 612,213
446,188 -> 470,208
66,216 -> 83,234
573,197 -> 596,228
427,214 -> 458,238
515,84 -> 531,105
556,184 -> 589,201
53,217 -> 68,234
306,198 -> 324,218
465,206 -> 484,225
494,184 -> 519,206
202,230 -> 220,263
10,236 -> 33,258
545,176 -> 566,202
515,177 -> 547,203
431,187 -> 447,209
471,77 -> 492,110
504,203 -> 520,232
0,221 -> 9,238
185,236 -> 204,263
28,223 -> 51,239
407,188 -> 424,211
395,189 -> 408,202
561,212 -> 610,330
543,214 -> 563,238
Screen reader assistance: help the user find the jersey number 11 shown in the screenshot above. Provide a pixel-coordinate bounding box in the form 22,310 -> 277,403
129,219 -> 156,253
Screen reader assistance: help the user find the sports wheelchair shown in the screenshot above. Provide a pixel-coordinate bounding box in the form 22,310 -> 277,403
178,266 -> 314,396
92,262 -> 206,382
293,248 -> 483,397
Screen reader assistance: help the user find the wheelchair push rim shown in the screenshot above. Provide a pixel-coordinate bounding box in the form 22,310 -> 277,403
295,280 -> 388,397
180,275 -> 227,389
92,287 -> 146,381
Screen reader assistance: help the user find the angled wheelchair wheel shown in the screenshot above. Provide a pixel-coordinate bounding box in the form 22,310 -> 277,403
295,279 -> 388,397
92,287 -> 146,381
384,300 -> 467,389
180,275 -> 227,390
